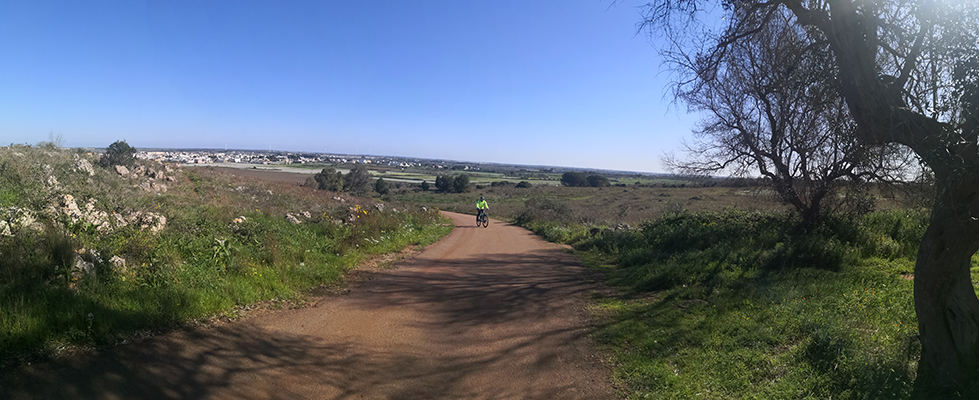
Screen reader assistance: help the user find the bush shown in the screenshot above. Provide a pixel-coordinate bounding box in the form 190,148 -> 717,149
434,174 -> 470,193
453,174 -> 470,193
374,177 -> 389,195
561,172 -> 588,187
516,197 -> 573,225
435,175 -> 455,192
312,168 -> 344,191
516,181 -> 531,188
344,165 -> 372,195
561,172 -> 611,187
587,174 -> 611,187
99,140 -> 136,168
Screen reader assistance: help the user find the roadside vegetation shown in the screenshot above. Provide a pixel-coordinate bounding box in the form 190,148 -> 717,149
395,181 -> 959,399
0,143 -> 450,365
579,209 -> 931,399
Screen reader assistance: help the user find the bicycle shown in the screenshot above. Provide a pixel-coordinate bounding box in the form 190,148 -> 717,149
476,209 -> 489,228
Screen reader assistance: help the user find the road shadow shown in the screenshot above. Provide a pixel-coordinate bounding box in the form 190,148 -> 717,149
0,248 -> 613,399
352,249 -> 597,329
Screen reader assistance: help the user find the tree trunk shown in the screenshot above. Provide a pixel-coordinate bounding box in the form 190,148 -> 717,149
913,174 -> 979,398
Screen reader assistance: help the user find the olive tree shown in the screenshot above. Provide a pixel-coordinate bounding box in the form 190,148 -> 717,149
639,0 -> 979,395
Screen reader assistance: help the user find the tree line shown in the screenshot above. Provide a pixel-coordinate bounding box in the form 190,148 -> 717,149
306,165 -> 380,196
560,172 -> 610,187
434,174 -> 470,193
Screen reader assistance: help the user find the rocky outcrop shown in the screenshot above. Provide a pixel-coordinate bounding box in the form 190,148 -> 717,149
73,157 -> 95,176
56,195 -> 166,233
0,207 -> 43,236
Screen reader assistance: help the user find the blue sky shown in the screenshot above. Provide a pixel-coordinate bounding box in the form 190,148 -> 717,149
0,0 -> 698,173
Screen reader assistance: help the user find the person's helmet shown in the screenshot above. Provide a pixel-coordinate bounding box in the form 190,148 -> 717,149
480,196 -> 484,200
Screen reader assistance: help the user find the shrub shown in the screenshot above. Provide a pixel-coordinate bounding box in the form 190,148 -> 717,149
312,168 -> 344,191
99,140 -> 136,168
561,172 -> 610,187
435,175 -> 455,192
453,174 -> 470,193
344,165 -> 372,195
434,174 -> 470,193
374,177 -> 389,195
561,172 -> 588,187
516,197 -> 573,225
587,174 -> 611,187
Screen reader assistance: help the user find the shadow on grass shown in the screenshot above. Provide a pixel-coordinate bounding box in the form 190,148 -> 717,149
1,247 -> 612,399
589,275 -> 916,399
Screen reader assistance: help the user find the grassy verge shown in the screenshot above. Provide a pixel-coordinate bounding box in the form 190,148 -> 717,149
391,184 -> 791,228
0,144 -> 451,365
519,205 -> 953,399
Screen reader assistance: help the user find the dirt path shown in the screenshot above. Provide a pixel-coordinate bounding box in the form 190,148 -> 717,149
1,212 -> 616,400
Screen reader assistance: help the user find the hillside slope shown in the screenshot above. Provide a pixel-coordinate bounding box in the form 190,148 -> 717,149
0,144 -> 450,364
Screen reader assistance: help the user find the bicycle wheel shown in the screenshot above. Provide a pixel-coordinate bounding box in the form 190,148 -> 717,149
481,217 -> 489,227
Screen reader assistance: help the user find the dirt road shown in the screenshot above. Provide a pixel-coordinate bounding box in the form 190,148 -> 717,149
1,212 -> 616,400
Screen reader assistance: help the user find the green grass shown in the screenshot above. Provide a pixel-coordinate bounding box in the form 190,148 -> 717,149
590,262 -> 918,399
0,144 -> 452,363
516,207 -> 944,399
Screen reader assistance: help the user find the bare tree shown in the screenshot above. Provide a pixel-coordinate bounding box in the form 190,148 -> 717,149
666,11 -> 910,225
640,0 -> 979,395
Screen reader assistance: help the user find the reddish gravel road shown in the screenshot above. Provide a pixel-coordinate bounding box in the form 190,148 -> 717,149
1,212 -> 616,400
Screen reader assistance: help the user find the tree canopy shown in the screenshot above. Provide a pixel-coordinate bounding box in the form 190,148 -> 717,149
312,168 -> 344,192
374,177 -> 389,196
99,140 -> 136,168
434,174 -> 471,193
561,172 -> 611,187
343,165 -> 372,195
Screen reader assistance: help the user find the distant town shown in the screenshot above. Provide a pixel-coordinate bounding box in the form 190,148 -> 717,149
139,149 -> 441,169
133,148 -> 660,177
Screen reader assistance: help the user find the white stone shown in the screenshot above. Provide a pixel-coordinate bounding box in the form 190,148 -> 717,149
109,255 -> 126,272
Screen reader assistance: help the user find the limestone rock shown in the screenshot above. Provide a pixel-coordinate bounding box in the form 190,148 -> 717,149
73,157 -> 95,176
109,255 -> 127,272
73,259 -> 96,280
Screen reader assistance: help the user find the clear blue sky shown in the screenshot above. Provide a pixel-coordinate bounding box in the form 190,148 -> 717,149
0,0 -> 698,173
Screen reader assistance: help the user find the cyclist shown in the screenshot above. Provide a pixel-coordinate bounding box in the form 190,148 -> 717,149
476,196 -> 489,225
